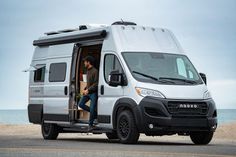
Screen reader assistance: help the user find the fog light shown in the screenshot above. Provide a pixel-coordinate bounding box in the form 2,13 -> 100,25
212,125 -> 217,129
148,124 -> 154,129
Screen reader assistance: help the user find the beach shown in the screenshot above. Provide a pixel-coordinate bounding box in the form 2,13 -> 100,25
0,122 -> 236,157
0,122 -> 236,141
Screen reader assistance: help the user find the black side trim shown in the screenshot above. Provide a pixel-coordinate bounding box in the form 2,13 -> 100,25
28,104 -> 43,124
33,30 -> 107,46
112,98 -> 143,131
43,114 -> 69,121
98,115 -> 111,123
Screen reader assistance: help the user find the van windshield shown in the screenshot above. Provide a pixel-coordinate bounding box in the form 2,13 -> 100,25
122,52 -> 203,85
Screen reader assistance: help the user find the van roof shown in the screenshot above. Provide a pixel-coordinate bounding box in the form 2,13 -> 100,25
33,24 -> 184,55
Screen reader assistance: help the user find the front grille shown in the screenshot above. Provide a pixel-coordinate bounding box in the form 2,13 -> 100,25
167,101 -> 208,115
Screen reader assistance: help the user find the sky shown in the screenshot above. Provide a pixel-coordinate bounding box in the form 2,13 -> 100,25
0,0 -> 235,109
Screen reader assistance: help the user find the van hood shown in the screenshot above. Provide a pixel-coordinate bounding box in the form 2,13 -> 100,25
136,82 -> 208,100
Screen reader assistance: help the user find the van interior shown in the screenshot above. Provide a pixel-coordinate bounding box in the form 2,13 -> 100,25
73,44 -> 102,123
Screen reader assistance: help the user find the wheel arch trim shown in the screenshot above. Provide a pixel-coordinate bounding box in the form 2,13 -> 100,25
112,97 -> 143,131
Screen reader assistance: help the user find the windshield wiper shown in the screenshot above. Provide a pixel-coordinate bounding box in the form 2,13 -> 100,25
159,77 -> 197,84
132,71 -> 175,84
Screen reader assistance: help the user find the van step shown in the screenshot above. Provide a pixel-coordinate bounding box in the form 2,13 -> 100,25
74,119 -> 99,125
62,126 -> 112,134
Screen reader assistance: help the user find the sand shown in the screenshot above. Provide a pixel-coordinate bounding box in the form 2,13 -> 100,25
214,122 -> 236,140
0,122 -> 235,141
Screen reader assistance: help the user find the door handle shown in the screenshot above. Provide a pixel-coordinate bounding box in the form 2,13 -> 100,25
64,86 -> 68,95
101,85 -> 104,95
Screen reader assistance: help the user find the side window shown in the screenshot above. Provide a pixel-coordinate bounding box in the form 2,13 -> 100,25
104,54 -> 123,83
114,57 -> 123,73
49,63 -> 67,82
176,58 -> 187,78
104,55 -> 114,82
34,65 -> 45,82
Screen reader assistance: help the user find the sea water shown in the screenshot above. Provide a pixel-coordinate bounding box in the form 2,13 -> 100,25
0,110 -> 28,124
0,109 -> 236,125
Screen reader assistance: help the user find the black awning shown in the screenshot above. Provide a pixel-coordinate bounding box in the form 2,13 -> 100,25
33,29 -> 107,46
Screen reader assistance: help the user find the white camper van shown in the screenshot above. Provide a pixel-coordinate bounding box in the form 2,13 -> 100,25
28,21 -> 217,144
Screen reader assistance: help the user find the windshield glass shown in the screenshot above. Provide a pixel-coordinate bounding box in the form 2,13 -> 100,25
122,52 -> 203,85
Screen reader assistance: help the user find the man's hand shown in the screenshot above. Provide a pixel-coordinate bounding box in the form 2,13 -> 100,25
83,89 -> 89,95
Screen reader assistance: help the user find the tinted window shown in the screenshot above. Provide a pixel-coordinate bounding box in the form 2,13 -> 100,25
34,66 -> 45,82
49,63 -> 66,82
104,54 -> 123,83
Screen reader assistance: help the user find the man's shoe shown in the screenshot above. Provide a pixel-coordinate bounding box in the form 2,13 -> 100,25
93,119 -> 98,125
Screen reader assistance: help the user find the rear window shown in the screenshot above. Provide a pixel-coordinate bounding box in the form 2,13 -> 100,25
49,63 -> 67,82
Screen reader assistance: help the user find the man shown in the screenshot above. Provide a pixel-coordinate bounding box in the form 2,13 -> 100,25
78,55 -> 98,130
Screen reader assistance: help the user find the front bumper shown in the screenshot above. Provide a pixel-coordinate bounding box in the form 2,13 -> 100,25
137,97 -> 217,135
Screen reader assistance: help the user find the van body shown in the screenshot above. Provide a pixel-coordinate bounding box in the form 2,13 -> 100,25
28,22 -> 217,144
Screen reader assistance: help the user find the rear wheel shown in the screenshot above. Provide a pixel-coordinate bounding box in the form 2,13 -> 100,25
190,131 -> 214,145
41,121 -> 59,140
117,110 -> 140,144
106,131 -> 118,140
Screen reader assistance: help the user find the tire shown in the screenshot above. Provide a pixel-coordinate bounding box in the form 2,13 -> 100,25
106,131 -> 118,140
41,121 -> 59,140
190,131 -> 214,145
116,110 -> 140,144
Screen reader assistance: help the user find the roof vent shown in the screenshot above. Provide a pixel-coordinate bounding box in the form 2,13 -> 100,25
79,24 -> 107,30
79,25 -> 88,30
112,21 -> 137,26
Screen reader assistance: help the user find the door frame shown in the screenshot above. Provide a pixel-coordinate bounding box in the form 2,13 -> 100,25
68,40 -> 104,122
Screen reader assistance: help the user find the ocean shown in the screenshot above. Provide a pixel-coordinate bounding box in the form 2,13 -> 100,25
0,109 -> 236,125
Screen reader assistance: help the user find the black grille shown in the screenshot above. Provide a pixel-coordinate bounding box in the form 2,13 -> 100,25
167,102 -> 208,115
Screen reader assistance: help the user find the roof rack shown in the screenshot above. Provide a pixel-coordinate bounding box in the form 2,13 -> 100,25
44,24 -> 107,36
57,29 -> 79,33
112,21 -> 137,26
44,31 -> 60,35
45,29 -> 79,36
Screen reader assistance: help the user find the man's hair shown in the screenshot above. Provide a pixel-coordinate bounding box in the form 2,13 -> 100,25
83,55 -> 95,65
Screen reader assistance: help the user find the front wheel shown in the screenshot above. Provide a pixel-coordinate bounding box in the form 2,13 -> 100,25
117,110 -> 140,144
41,121 -> 59,140
190,131 -> 214,145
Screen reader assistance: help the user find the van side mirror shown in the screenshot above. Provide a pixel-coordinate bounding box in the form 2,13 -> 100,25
199,73 -> 207,85
108,70 -> 127,87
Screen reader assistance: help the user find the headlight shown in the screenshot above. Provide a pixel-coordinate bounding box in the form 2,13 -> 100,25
135,87 -> 165,98
203,90 -> 212,99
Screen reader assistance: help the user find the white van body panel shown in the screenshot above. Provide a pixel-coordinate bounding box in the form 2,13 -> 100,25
108,26 -> 184,54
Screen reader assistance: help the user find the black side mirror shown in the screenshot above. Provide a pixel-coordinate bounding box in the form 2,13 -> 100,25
108,70 -> 127,87
199,73 -> 207,85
